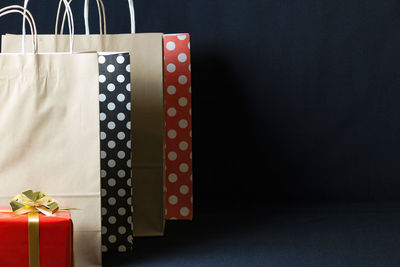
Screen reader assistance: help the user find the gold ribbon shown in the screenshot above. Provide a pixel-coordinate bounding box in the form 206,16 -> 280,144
10,190 -> 59,216
28,212 -> 40,267
9,190 -> 60,267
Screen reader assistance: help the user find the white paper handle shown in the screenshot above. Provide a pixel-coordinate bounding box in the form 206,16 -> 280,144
56,0 -> 74,37
128,0 -> 135,34
1,5 -> 37,54
83,0 -> 106,35
54,0 -> 74,39
53,0 -> 75,53
84,0 -> 136,35
24,0 -> 74,54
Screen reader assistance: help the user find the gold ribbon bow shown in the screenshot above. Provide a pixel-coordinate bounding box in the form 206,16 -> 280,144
10,190 -> 60,267
10,190 -> 59,216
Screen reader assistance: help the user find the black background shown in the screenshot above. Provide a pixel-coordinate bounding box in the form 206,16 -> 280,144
2,1 -> 400,265
1,0 -> 400,210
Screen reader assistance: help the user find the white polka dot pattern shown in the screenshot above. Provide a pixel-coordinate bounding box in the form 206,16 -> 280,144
98,53 -> 133,252
164,34 -> 193,220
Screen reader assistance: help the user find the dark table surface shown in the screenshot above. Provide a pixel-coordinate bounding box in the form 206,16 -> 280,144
103,203 -> 400,266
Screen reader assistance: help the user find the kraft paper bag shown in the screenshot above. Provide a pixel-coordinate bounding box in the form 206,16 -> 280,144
0,5 -> 101,266
76,0 -> 165,237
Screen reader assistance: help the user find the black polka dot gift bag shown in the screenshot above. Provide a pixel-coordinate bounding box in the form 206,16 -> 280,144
98,52 -> 134,253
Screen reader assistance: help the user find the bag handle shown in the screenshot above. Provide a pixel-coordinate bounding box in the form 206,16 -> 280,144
83,0 -> 135,35
57,0 -> 105,35
55,0 -> 74,35
84,0 -> 106,35
56,0 -> 105,35
128,0 -> 135,34
23,0 -> 74,54
0,5 -> 37,54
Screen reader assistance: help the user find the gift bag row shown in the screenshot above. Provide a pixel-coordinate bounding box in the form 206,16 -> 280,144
0,0 -> 192,266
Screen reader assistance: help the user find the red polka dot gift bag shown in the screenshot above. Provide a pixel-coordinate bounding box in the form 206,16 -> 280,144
164,34 -> 193,220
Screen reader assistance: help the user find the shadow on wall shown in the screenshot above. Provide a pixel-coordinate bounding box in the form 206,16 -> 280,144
189,49 -> 291,213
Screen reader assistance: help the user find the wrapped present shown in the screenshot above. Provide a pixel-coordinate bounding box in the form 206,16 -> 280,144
164,33 -> 193,220
0,190 -> 73,267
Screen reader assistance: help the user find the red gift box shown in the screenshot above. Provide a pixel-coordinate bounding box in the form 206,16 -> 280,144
0,208 -> 73,267
164,34 -> 193,220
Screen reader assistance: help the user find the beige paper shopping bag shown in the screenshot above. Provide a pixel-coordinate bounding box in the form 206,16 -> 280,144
3,0 -> 166,237
0,5 -> 101,266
